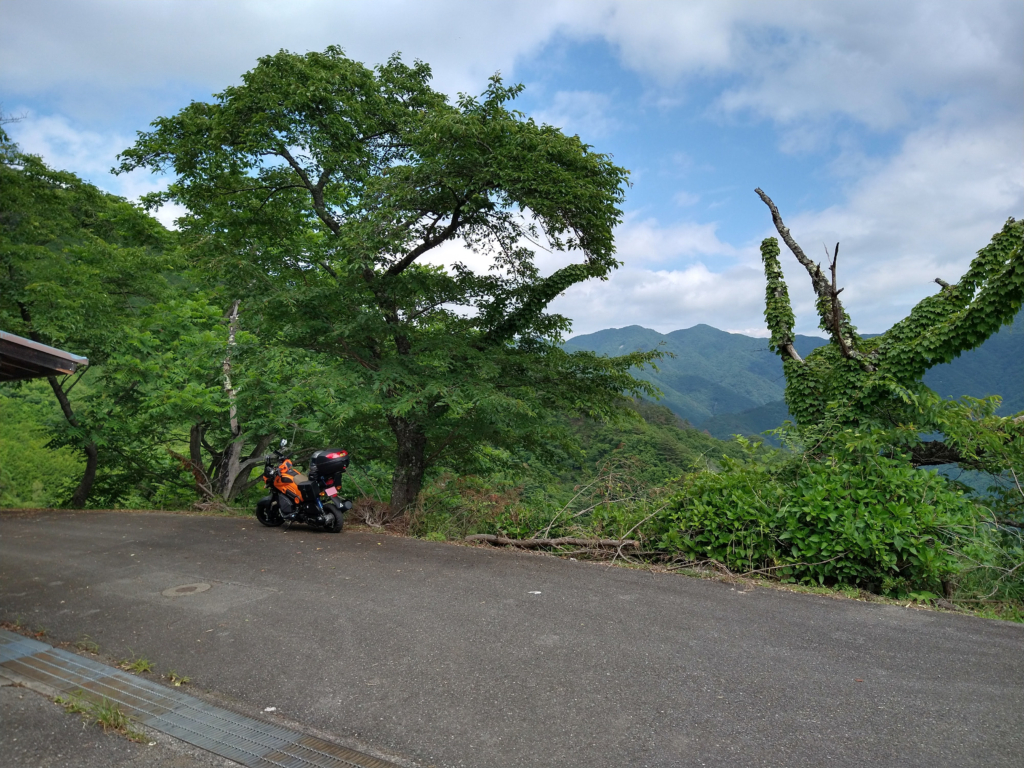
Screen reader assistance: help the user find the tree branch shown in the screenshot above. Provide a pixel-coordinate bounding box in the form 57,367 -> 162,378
465,534 -> 639,549
828,243 -> 853,359
385,204 -> 464,277
338,339 -> 379,371
756,188 -> 874,370
755,188 -> 830,297
277,146 -> 340,234
781,343 -> 804,363
910,441 -> 981,469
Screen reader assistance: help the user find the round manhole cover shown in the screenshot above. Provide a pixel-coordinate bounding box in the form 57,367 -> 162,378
162,582 -> 212,597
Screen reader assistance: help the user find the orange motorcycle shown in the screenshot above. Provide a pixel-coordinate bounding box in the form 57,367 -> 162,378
255,440 -> 352,532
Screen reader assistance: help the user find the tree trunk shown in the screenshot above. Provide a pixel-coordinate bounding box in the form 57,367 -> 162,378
47,375 -> 97,508
18,303 -> 98,508
224,435 -> 275,503
387,414 -> 427,515
183,422 -> 215,499
215,300 -> 244,498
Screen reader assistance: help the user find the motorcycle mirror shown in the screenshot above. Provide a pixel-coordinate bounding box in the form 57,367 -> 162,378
280,439 -> 288,447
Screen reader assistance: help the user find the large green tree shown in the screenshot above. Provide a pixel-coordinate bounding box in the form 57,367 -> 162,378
0,132 -> 174,505
118,47 -> 658,513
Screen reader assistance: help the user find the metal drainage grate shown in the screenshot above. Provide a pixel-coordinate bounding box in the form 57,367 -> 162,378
0,630 -> 399,768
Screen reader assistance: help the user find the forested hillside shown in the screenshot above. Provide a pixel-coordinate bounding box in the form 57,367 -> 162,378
567,311 -> 1022,439
564,325 -> 826,426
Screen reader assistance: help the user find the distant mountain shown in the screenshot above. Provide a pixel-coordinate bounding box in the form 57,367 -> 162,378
921,311 -> 1023,416
566,312 -> 1023,440
564,324 -> 827,427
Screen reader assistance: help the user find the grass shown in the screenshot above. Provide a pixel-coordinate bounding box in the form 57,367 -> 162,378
164,670 -> 191,687
119,651 -> 154,674
75,635 -> 100,653
55,691 -> 148,742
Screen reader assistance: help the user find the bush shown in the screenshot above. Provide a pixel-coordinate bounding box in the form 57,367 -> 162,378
409,474 -> 523,540
657,433 -> 982,594
0,387 -> 83,508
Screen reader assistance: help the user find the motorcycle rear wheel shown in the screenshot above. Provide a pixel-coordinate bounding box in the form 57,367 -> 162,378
323,502 -> 344,533
256,497 -> 284,527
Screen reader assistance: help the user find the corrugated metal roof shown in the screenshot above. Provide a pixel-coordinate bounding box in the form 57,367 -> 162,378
0,330 -> 89,382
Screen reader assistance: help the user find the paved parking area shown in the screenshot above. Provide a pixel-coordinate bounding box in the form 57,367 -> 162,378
2,509 -> 1023,767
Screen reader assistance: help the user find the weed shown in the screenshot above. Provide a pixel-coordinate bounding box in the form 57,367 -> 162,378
119,651 -> 154,674
55,690 -> 90,716
165,670 -> 191,687
56,691 -> 148,743
75,635 -> 100,653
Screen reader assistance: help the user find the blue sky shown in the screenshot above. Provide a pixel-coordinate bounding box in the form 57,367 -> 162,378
2,0 -> 1022,337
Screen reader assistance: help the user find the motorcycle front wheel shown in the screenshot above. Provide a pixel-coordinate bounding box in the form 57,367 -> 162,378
256,496 -> 284,527
323,502 -> 344,533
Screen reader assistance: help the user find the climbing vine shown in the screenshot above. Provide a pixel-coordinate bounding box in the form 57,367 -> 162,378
756,190 -> 1023,470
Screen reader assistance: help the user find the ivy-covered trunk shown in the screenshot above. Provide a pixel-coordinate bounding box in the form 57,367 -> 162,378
388,414 -> 427,515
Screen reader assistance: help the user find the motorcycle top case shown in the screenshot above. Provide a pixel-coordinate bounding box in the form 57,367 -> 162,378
310,449 -> 350,476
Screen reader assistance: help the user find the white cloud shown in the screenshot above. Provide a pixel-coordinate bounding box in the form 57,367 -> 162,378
552,262 -> 766,336
770,117 -> 1024,333
582,0 -> 1023,132
559,109 -> 1023,338
717,1 -> 1022,131
614,215 -> 736,266
9,111 -> 130,185
10,1 -> 1018,132
4,0 -> 1018,339
0,0 -> 585,109
531,90 -> 619,138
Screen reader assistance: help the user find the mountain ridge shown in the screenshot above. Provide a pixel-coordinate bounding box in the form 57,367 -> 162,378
565,312 -> 1023,439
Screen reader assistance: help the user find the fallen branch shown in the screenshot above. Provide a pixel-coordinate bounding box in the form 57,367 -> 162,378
465,534 -> 639,549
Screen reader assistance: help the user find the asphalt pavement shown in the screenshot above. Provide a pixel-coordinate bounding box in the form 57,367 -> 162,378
1,509 -> 1022,767
0,675 -> 238,768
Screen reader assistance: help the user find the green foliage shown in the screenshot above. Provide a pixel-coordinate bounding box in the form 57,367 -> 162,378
760,219 -> 1023,434
657,431 -> 979,593
410,473 -> 523,540
1,134 -> 178,506
922,310 -> 1024,416
165,670 -> 191,687
56,692 -> 147,742
84,297 -> 354,505
563,399 -> 747,483
117,46 -> 660,511
119,652 -> 154,674
0,384 -> 83,506
74,635 -> 100,654
725,212 -> 1024,606
0,145 -> 174,359
408,402 -> 726,545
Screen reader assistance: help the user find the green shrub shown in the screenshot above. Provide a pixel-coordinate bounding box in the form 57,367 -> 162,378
0,387 -> 83,508
410,474 -> 524,540
657,433 -> 982,594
